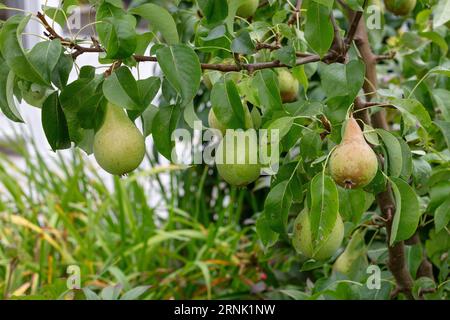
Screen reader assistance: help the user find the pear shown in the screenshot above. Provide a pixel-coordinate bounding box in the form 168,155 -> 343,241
277,68 -> 299,103
208,108 -> 228,135
93,103 -> 145,175
208,105 -> 253,135
292,209 -> 344,260
236,0 -> 259,18
384,0 -> 416,16
215,131 -> 260,186
333,229 -> 368,277
329,118 -> 378,189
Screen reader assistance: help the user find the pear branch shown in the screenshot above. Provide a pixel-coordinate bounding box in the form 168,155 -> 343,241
343,5 -> 416,299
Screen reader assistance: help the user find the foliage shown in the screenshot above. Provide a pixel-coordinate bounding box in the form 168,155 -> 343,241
0,0 -> 449,300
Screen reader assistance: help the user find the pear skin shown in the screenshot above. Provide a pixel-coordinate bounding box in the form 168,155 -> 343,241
329,118 -> 378,189
93,103 -> 145,175
292,209 -> 344,260
216,131 -> 260,186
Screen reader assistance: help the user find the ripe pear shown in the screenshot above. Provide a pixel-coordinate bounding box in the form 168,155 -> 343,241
277,68 -> 299,103
292,209 -> 344,260
333,229 -> 368,276
93,103 -> 145,175
215,131 -> 261,186
329,118 -> 378,189
384,0 -> 416,16
236,0 -> 259,18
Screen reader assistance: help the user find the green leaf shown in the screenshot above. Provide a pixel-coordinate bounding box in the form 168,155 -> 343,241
60,74 -> 104,144
231,30 -> 255,55
0,15 -> 49,85
320,59 -> 365,100
252,69 -> 283,115
156,45 -> 201,106
120,286 -> 149,300
376,129 -> 403,178
264,180 -> 292,234
198,0 -> 228,25
434,120 -> 450,149
96,2 -> 137,59
435,198 -> 450,233
141,104 -> 158,137
137,77 -> 161,110
27,39 -> 62,84
274,45 -> 296,67
338,187 -> 366,223
398,138 -> 413,180
305,1 -> 333,57
51,53 -> 73,89
153,105 -> 182,160
130,4 -> 179,45
211,79 -> 246,129
432,0 -> 450,28
41,92 -> 71,151
309,173 -> 339,246
103,66 -> 142,110
0,60 -> 23,122
256,214 -> 279,248
390,177 -> 421,246
389,98 -> 432,130
266,117 -> 294,139
103,16 -> 137,59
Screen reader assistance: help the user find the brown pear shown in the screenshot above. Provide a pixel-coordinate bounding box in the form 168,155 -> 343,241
329,118 -> 378,189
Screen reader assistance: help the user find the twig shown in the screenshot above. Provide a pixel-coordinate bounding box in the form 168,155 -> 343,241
288,0 -> 302,26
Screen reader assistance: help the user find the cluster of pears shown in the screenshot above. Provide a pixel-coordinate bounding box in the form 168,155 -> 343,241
292,118 -> 378,260
384,0 -> 416,16
329,117 -> 378,189
93,103 -> 145,176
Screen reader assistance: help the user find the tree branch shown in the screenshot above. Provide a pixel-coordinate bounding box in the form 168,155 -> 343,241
346,6 -> 415,299
288,0 -> 303,26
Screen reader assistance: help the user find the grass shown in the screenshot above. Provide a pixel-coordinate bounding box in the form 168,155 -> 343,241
0,130 -> 265,300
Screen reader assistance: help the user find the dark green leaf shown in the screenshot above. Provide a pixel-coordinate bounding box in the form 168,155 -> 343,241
42,92 -> 71,151
390,177 -> 421,245
130,4 -> 179,45
0,15 -> 49,85
156,45 -> 201,106
309,173 -> 339,246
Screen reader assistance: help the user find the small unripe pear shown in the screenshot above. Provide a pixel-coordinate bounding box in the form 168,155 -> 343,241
216,131 -> 260,186
292,209 -> 344,260
384,0 -> 416,16
208,108 -> 228,135
93,103 -> 145,175
333,229 -> 368,276
208,105 -> 254,135
236,0 -> 259,18
329,118 -> 378,189
277,68 -> 299,103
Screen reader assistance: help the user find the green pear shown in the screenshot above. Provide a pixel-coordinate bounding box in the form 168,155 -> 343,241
333,229 -> 368,276
329,118 -> 378,189
277,68 -> 299,103
384,0 -> 416,16
208,104 -> 254,135
215,130 -> 261,186
93,103 -> 145,175
236,0 -> 259,18
292,209 -> 344,260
